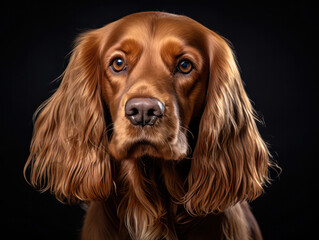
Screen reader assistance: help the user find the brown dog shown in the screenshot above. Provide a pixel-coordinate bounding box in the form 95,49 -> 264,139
25,12 -> 272,240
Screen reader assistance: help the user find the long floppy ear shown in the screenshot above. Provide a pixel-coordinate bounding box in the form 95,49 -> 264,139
184,31 -> 271,215
24,29 -> 112,203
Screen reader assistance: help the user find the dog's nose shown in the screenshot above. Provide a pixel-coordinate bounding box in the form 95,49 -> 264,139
125,98 -> 165,127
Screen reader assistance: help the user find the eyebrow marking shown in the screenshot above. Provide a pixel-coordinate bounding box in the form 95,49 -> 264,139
160,38 -> 202,72
116,39 -> 142,53
114,38 -> 143,65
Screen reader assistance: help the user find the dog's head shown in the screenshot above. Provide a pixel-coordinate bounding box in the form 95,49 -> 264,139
102,13 -> 209,161
25,12 -> 270,216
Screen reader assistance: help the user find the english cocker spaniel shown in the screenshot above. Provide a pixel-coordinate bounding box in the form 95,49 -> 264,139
25,12 -> 272,240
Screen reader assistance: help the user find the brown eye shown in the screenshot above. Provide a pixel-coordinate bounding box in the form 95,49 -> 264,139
177,59 -> 193,74
111,57 -> 126,72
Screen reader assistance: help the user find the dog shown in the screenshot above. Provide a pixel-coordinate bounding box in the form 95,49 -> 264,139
25,12 -> 272,240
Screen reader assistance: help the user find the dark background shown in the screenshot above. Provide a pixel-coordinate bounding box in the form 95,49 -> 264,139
2,1 -> 317,239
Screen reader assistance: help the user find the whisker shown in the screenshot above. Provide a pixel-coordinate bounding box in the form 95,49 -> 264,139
104,123 -> 114,135
105,127 -> 114,134
105,122 -> 114,131
180,125 -> 194,139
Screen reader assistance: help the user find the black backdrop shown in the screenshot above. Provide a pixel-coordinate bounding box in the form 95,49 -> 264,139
2,1 -> 316,239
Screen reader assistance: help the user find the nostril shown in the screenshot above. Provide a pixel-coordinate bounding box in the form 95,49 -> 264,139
148,107 -> 163,117
126,108 -> 139,116
147,108 -> 156,116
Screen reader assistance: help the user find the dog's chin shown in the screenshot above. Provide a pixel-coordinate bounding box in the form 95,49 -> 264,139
109,139 -> 186,161
109,140 -> 164,160
127,141 -> 163,159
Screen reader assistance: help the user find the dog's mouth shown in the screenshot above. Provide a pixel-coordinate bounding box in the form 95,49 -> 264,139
126,140 -> 160,159
109,134 -> 186,161
109,137 -> 167,160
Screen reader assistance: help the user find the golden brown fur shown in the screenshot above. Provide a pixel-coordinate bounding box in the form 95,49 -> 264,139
24,12 -> 272,239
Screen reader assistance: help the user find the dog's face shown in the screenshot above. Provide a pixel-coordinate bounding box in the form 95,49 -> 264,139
102,13 -> 209,160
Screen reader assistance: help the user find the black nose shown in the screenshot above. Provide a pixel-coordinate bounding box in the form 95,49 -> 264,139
125,98 -> 165,127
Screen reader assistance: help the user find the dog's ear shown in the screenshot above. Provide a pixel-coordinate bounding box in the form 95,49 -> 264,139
24,29 -> 112,203
184,31 -> 271,215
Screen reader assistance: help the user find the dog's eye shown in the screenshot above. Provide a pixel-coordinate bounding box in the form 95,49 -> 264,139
111,57 -> 126,72
177,60 -> 193,74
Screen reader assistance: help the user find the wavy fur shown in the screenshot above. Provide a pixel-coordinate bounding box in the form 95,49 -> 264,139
184,32 -> 271,215
24,30 -> 112,203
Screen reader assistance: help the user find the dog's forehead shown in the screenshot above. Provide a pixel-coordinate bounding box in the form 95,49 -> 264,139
108,12 -> 208,47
